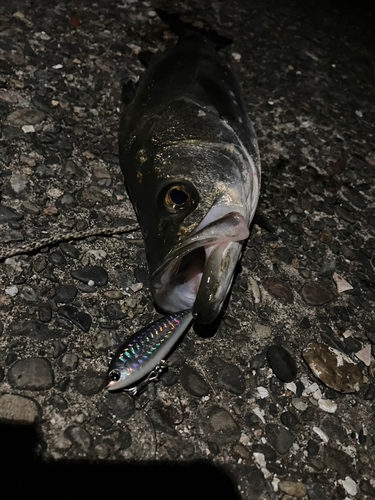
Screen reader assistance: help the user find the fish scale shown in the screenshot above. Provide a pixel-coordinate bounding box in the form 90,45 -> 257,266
107,310 -> 193,391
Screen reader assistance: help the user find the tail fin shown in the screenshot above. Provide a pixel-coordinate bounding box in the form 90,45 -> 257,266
156,9 -> 232,50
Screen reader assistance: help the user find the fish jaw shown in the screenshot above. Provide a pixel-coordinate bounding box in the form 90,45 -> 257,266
150,209 -> 250,323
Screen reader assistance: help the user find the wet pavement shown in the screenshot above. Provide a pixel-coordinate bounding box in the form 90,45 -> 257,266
0,1 -> 374,498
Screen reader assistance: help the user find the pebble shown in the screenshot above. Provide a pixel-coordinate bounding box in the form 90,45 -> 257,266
0,294 -> 12,311
267,345 -> 297,382
355,344 -> 372,366
318,399 -> 337,413
205,406 -> 241,445
64,425 -> 92,453
38,303 -> 52,322
59,242 -> 80,259
319,229 -> 332,244
303,342 -> 363,393
55,193 -> 77,210
254,324 -> 271,339
262,277 -> 294,304
71,265 -> 108,286
274,247 -> 294,264
60,353 -> 79,371
278,481 -> 307,498
5,285 -> 18,297
301,281 -> 334,306
280,411 -> 299,429
10,173 -> 28,194
8,357 -> 54,390
53,340 -> 67,358
265,423 -> 294,455
102,392 -> 135,420
179,364 -> 209,397
21,201 -> 40,214
306,481 -> 326,500
345,188 -> 366,209
55,285 -> 78,303
48,251 -> 67,266
0,204 -> 23,224
332,273 -> 353,293
103,303 -> 126,320
7,108 -> 45,126
33,255 -> 47,273
206,356 -> 246,395
291,398 -> 308,411
339,477 -> 357,496
322,446 -> 355,478
58,305 -> 92,332
0,393 -> 40,423
74,371 -> 106,395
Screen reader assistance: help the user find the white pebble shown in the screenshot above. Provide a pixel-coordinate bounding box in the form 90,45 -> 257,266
22,125 -> 35,133
88,280 -> 95,287
318,399 -> 337,413
355,110 -> 363,117
313,426 -> 329,443
339,476 -> 357,496
5,285 -> 18,297
254,386 -> 269,399
52,64 -> 63,69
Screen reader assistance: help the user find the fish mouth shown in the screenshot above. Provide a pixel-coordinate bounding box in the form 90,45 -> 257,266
150,209 -> 249,324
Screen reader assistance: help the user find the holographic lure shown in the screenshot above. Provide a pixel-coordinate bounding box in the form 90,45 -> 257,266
107,310 -> 193,395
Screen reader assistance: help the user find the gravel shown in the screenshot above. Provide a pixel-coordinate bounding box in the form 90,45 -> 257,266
0,0 -> 374,498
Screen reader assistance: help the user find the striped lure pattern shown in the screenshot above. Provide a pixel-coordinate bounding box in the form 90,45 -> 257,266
106,310 -> 193,392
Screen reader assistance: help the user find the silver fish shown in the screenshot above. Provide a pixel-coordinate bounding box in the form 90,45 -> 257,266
119,25 -> 260,324
107,310 -> 193,392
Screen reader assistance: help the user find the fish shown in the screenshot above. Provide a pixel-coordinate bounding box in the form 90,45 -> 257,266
107,310 -> 193,392
118,15 -> 261,324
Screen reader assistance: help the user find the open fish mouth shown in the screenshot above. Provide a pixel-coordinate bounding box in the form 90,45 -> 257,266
150,209 -> 250,324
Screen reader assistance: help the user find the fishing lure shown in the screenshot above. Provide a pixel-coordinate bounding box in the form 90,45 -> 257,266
106,310 -> 193,395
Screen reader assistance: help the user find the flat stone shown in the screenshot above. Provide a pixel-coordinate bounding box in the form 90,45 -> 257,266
301,281 -> 334,306
306,481 -> 326,500
56,193 -> 77,209
322,446 -> 355,478
20,286 -> 38,302
262,277 -> 294,304
8,357 -> 54,390
21,201 -> 40,214
59,242 -> 80,259
280,411 -> 299,429
0,205 -> 23,225
71,265 -> 108,286
274,247 -> 294,264
147,407 -> 177,436
279,481 -> 307,498
10,173 -> 28,194
179,364 -> 209,397
38,303 -> 52,322
303,342 -> 363,393
55,285 -> 78,303
48,251 -> 67,266
7,108 -> 45,126
103,303 -> 127,320
0,394 -> 40,423
206,356 -> 246,395
265,423 -> 294,454
345,189 -> 367,209
74,371 -> 106,395
7,321 -> 70,340
267,345 -> 297,382
335,205 -> 357,223
58,305 -> 92,332
206,406 -> 241,445
60,353 -> 79,371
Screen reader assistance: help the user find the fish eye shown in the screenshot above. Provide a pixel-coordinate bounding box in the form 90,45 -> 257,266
164,185 -> 190,210
108,369 -> 121,382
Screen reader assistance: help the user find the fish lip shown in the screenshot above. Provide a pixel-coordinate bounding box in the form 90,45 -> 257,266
150,210 -> 249,323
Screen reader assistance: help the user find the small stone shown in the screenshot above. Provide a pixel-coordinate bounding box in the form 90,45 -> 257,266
307,439 -> 319,456
274,247 -> 294,264
206,356 -> 246,395
55,285 -> 78,303
355,345 -> 372,366
5,285 -> 18,297
278,481 -> 307,498
267,345 -> 297,382
59,242 -> 80,259
180,364 -> 209,397
39,303 -> 52,322
262,277 -> 294,304
291,398 -> 308,411
363,384 -> 375,400
57,305 -> 92,332
332,273 -> 353,293
306,481 -> 326,500
345,189 -> 366,209
102,392 -> 135,420
0,294 -> 13,311
301,281 -> 334,306
0,394 -> 40,423
280,411 -> 299,429
103,303 -> 126,320
71,265 -> 108,286
265,423 -> 294,455
8,357 -> 54,390
206,406 -> 241,445
21,201 -> 40,214
7,108 -> 45,126
53,340 -> 67,358
33,255 -> 47,273
303,342 -> 363,393
254,324 -> 271,339
21,286 -> 39,302
10,173 -> 28,194
74,371 -> 106,395
48,251 -> 67,266
56,193 -> 77,210
323,446 -> 354,477
319,230 -> 332,244
60,353 -> 79,371
64,425 -> 92,453
318,399 -> 337,413
0,205 -> 23,224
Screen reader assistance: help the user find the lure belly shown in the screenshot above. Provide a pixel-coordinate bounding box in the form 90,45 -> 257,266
107,310 -> 193,392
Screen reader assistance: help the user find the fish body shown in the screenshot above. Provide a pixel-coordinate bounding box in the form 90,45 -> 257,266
119,28 -> 260,324
107,310 -> 193,391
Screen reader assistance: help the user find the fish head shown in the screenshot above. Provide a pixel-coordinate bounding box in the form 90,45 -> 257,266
126,139 -> 259,324
106,353 -> 138,391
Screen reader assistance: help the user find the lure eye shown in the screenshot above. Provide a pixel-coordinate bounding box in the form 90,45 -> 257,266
164,185 -> 190,210
108,370 -> 121,382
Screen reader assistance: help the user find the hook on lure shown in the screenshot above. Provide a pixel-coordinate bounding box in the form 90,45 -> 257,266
106,310 -> 193,395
